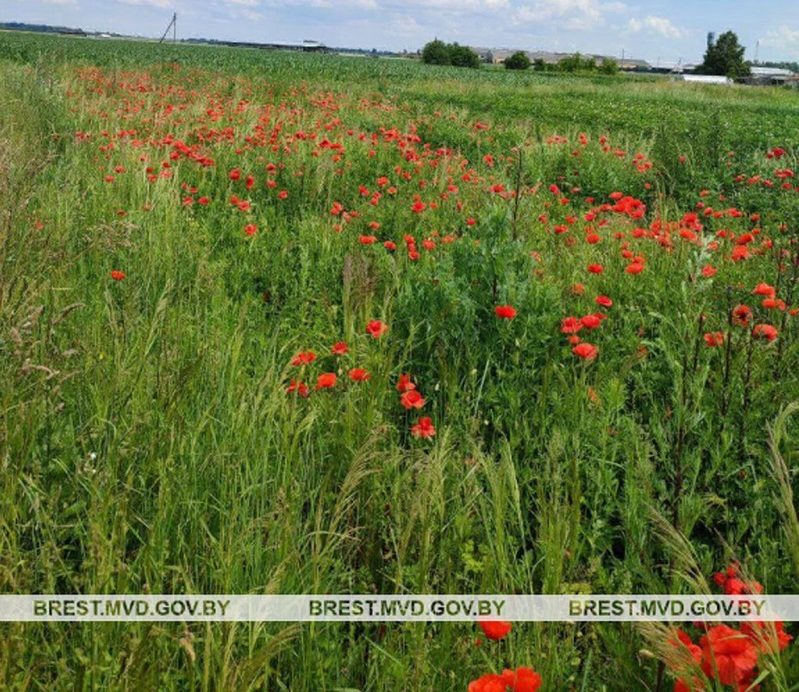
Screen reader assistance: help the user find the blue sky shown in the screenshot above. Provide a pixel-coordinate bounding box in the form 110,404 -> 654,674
3,0 -> 799,64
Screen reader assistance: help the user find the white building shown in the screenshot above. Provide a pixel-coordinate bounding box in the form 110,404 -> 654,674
674,74 -> 733,85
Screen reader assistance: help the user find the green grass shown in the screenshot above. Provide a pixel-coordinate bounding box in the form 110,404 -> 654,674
1,29 -> 799,690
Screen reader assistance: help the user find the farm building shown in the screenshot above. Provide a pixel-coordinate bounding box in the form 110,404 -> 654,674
471,47 -> 646,69
674,74 -> 733,85
741,66 -> 798,85
618,58 -> 650,71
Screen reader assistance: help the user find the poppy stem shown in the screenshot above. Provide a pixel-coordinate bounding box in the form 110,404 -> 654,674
738,327 -> 755,463
690,311 -> 705,375
720,287 -> 735,424
776,245 -> 799,370
654,660 -> 665,692
511,148 -> 523,242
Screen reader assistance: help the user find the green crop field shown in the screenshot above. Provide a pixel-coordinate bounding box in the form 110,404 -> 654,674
1,29 -> 799,691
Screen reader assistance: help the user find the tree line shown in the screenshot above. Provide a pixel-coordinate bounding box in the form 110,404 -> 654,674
421,31 -> 768,80
421,41 -> 619,73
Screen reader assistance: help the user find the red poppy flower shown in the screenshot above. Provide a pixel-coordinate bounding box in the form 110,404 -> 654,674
315,373 -> 337,390
291,351 -> 316,366
742,621 -> 793,654
400,390 -> 425,410
560,317 -> 582,335
670,628 -> 703,663
587,263 -> 604,274
753,323 -> 778,342
626,261 -> 645,274
478,620 -> 512,641
731,245 -> 749,262
753,282 -> 776,299
667,629 -> 704,692
285,379 -> 309,398
572,343 -> 598,361
331,341 -> 349,356
348,368 -> 370,382
501,667 -> 543,692
762,298 -> 786,310
713,564 -> 763,595
732,305 -> 752,327
700,625 -> 758,686
495,305 -> 517,319
701,265 -> 717,278
467,673 -> 506,692
704,332 -> 724,347
244,223 -> 257,236
410,417 -> 436,439
110,270 -> 126,281
580,314 -> 602,330
366,320 -> 388,338
595,295 -> 613,308
396,374 -> 416,393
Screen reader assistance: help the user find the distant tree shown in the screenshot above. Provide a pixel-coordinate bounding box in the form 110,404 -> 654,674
533,58 -> 547,71
504,51 -> 531,70
599,57 -> 619,75
754,60 -> 799,73
558,53 -> 596,72
449,43 -> 480,68
421,40 -> 479,68
698,31 -> 751,78
422,39 -> 451,66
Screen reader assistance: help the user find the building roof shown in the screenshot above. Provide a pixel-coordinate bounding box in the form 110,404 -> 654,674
750,66 -> 796,77
677,74 -> 732,84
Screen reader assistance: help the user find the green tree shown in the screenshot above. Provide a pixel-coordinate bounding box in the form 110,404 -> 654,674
449,43 -> 480,68
558,53 -> 596,73
421,40 -> 480,69
504,51 -> 531,70
533,58 -> 547,71
421,39 -> 451,66
698,30 -> 751,78
599,57 -> 619,75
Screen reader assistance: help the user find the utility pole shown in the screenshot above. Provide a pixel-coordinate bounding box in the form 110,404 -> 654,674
159,12 -> 177,44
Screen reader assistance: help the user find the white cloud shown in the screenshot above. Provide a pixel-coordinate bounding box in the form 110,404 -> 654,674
257,0 -> 378,8
11,0 -> 79,5
627,15 -> 683,39
415,0 -> 509,8
256,0 -> 510,13
116,0 -> 174,8
760,25 -> 799,54
513,0 -> 625,31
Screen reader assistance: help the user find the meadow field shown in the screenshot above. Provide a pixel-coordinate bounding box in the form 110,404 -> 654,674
2,30 -> 799,690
